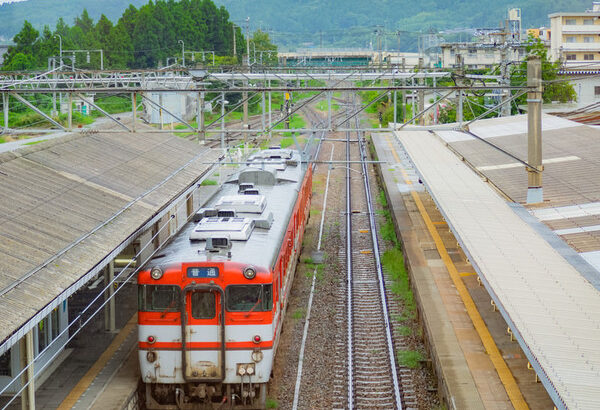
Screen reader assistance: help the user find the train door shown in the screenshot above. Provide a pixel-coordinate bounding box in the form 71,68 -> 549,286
181,285 -> 225,381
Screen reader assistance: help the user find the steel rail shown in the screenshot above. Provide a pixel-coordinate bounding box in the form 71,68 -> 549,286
356,116 -> 403,409
345,118 -> 355,410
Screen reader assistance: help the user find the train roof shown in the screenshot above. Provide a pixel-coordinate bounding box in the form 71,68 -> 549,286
147,148 -> 308,272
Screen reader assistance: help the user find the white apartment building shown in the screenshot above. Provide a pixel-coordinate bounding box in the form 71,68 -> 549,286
550,2 -> 600,67
440,43 -> 525,69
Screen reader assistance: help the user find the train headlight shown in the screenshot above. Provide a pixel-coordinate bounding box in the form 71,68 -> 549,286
243,266 -> 256,280
237,364 -> 246,376
146,351 -> 157,363
246,365 -> 254,375
150,267 -> 163,280
251,350 -> 264,363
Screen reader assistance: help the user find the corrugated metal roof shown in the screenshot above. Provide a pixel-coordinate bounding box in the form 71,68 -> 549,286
397,130 -> 600,409
0,128 -> 220,349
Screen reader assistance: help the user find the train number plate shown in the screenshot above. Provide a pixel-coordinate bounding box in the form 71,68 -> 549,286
187,267 -> 219,278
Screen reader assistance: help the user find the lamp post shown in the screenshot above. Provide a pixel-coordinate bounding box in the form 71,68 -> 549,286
178,40 -> 185,67
54,34 -> 62,68
246,17 -> 250,66
53,34 -> 63,116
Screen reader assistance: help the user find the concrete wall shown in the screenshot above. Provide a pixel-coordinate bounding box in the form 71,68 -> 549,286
570,76 -> 600,107
143,92 -> 198,125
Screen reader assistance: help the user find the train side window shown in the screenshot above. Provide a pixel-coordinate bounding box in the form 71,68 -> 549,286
139,285 -> 180,312
263,284 -> 273,311
226,285 -> 273,312
191,291 -> 216,319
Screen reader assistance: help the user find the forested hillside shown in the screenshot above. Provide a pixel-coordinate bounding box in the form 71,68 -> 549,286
1,0 -> 248,70
0,0 -> 594,50
214,0 -> 592,49
0,0 -> 149,40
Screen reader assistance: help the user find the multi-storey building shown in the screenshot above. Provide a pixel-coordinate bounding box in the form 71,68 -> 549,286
550,2 -> 600,67
439,43 -> 525,69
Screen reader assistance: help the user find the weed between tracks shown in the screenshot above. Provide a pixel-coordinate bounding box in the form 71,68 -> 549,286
200,179 -> 217,186
376,187 -> 428,372
397,350 -> 424,369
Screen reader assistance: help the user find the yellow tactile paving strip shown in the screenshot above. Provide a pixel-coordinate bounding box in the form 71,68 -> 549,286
58,314 -> 137,409
386,137 -> 529,410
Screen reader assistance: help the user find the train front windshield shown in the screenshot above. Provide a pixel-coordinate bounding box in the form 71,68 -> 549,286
138,285 -> 180,312
226,285 -> 273,312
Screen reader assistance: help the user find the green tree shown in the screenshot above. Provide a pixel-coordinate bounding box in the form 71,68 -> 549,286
512,36 -> 576,104
250,30 -> 277,65
2,20 -> 39,69
4,52 -> 35,71
105,24 -> 133,68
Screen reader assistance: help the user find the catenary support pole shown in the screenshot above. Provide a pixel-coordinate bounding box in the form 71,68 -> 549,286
221,91 -> 226,152
268,81 -> 272,139
261,89 -> 266,137
433,76 -> 438,124
418,57 -> 425,126
104,262 -> 116,332
456,54 -> 464,126
411,77 -> 416,125
19,330 -> 35,410
501,47 -> 511,117
132,92 -> 137,132
68,93 -> 73,131
198,92 -> 204,144
327,91 -> 332,130
159,93 -> 164,130
527,55 -> 543,204
393,88 -> 397,130
2,93 -> 8,133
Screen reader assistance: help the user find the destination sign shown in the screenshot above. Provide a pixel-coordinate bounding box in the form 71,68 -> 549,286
187,267 -> 219,278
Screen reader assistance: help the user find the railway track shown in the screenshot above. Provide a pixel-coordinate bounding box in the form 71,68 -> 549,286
329,98 -> 403,409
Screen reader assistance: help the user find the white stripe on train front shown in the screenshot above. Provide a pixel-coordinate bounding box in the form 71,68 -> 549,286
139,324 -> 274,344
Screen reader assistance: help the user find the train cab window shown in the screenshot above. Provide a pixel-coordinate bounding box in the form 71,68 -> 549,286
139,285 -> 180,312
226,284 -> 273,312
191,291 -> 216,319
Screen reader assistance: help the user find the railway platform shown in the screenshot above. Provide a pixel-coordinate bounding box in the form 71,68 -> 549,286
372,129 -> 557,409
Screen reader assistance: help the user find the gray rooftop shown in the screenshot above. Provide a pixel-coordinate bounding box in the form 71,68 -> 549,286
0,127 -> 220,351
150,149 -> 308,271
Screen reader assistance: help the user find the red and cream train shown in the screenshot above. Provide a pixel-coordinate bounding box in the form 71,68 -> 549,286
138,148 -> 312,408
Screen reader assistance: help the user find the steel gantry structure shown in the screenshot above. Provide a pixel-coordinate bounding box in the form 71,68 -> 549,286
0,66 -> 529,140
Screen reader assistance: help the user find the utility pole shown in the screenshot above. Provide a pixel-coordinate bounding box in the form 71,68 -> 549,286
527,55 -> 543,204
